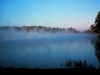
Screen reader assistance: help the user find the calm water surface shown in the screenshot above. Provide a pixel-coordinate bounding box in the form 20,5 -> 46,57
0,34 -> 100,69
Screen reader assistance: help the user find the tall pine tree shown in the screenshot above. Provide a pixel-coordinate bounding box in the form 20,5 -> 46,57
94,11 -> 100,37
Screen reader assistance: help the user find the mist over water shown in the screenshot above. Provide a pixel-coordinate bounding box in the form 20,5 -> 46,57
0,30 -> 98,40
0,30 -> 100,69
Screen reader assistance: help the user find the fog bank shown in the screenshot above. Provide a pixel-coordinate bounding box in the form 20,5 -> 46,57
0,30 -> 98,41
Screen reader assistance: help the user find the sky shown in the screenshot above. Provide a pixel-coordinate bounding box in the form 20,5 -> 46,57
0,0 -> 100,31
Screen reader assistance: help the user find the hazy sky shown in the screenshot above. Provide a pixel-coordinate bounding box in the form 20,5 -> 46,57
0,0 -> 100,31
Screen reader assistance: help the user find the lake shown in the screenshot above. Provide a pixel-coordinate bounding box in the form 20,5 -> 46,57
0,32 -> 100,69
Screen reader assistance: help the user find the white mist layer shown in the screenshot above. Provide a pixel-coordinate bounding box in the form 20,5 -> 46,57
0,30 -> 98,41
0,30 -> 99,69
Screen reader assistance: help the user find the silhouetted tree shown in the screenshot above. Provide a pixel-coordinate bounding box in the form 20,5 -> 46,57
93,11 -> 100,37
90,24 -> 94,33
83,29 -> 91,34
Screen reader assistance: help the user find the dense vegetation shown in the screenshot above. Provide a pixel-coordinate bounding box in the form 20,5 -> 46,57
0,25 -> 93,34
0,25 -> 81,33
90,11 -> 100,37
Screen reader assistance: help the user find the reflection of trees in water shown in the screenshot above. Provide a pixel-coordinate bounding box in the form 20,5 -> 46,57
94,38 -> 100,62
64,38 -> 100,69
91,38 -> 100,62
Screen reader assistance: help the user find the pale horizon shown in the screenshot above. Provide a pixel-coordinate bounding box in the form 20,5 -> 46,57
0,0 -> 100,32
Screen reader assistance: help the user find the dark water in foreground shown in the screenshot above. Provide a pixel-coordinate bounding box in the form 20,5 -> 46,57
0,33 -> 100,69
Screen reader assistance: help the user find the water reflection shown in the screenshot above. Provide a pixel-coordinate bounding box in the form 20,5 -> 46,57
64,36 -> 100,69
91,37 -> 100,62
0,34 -> 100,69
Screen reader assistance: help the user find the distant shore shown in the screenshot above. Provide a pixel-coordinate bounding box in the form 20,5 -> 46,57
0,25 -> 91,34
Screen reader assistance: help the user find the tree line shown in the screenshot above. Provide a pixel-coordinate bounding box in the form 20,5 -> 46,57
0,25 -> 80,33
